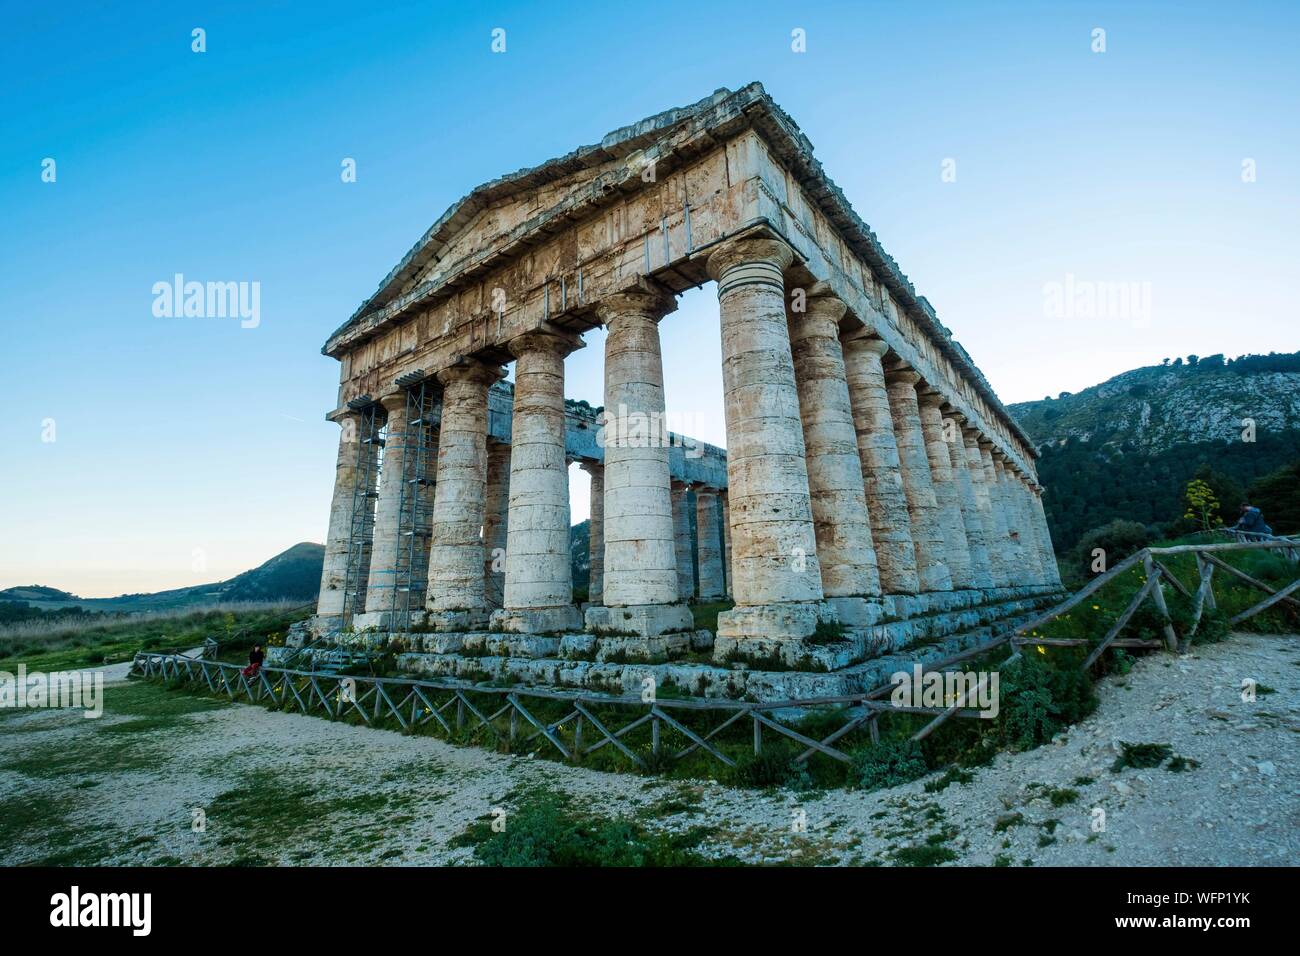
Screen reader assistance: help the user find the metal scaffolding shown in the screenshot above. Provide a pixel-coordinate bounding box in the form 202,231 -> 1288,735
340,401 -> 384,627
389,377 -> 440,630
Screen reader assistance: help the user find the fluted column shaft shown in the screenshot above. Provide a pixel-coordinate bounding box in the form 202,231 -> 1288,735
788,292 -> 881,598
842,334 -> 920,594
885,367 -> 953,592
671,481 -> 696,601
596,290 -> 681,607
317,410 -> 369,622
944,415 -> 994,590
1030,486 -> 1062,586
976,440 -> 1013,587
583,462 -> 604,603
991,454 -> 1029,583
364,393 -> 412,613
1007,469 -> 1046,584
695,487 -> 725,601
502,331 -> 579,612
426,362 -> 502,619
917,391 -> 974,590
721,492 -> 733,597
707,238 -> 823,609
482,441 -> 511,609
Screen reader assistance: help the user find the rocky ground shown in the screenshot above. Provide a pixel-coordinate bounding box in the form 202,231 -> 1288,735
0,631 -> 1295,866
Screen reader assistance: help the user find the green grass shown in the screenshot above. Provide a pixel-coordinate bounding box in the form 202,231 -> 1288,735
0,605 -> 307,672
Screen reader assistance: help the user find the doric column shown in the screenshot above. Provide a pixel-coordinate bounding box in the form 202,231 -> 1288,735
991,452 -> 1030,584
707,235 -> 825,648
426,360 -> 504,629
721,491 -> 733,597
1007,467 -> 1046,585
581,461 -> 604,604
695,487 -> 725,601
1029,484 -> 1063,587
316,410 -> 368,628
884,364 -> 953,592
916,389 -> 974,590
944,413 -> 994,591
787,289 -> 881,606
482,440 -> 511,609
842,333 -> 920,595
493,330 -> 584,634
976,438 -> 1013,588
671,481 -> 696,601
583,287 -> 693,637
363,392 -> 413,618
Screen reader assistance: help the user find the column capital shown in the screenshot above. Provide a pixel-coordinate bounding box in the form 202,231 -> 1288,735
593,283 -> 677,324
841,330 -> 890,357
884,366 -> 923,388
916,388 -> 946,409
705,234 -> 795,285
377,391 -> 408,415
436,358 -> 506,388
578,459 -> 603,476
507,327 -> 584,360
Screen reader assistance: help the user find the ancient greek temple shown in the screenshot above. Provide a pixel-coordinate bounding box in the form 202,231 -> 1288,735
310,84 -> 1062,697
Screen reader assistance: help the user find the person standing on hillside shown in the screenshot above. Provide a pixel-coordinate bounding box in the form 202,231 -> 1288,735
1230,502 -> 1273,539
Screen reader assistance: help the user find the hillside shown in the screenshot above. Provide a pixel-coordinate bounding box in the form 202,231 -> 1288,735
1009,352 -> 1300,554
5,542 -> 324,614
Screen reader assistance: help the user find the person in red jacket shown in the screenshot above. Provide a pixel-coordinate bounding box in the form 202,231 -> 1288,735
241,644 -> 265,679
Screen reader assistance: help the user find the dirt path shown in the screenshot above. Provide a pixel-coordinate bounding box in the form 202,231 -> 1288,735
1,632 -> 1296,866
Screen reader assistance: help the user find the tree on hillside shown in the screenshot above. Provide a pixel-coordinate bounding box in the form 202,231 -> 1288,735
1249,460 -> 1300,535
1182,478 -> 1221,531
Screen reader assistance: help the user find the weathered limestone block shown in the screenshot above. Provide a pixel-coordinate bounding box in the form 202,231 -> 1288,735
976,438 -> 1014,588
483,440 -> 511,609
426,360 -> 504,629
787,289 -> 881,601
670,481 -> 696,601
1007,469 -> 1046,585
494,330 -> 584,633
317,410 -> 369,625
917,390 -> 974,589
363,393 -> 411,616
842,333 -> 921,595
884,365 -> 954,592
695,487 -> 725,601
581,461 -> 604,604
944,414 -> 995,590
992,454 -> 1031,582
707,235 -> 825,645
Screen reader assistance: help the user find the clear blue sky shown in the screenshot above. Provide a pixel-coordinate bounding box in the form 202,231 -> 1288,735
3,1 -> 1297,596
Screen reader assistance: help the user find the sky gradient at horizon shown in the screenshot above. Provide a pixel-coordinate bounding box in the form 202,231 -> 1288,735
2,1 -> 1297,596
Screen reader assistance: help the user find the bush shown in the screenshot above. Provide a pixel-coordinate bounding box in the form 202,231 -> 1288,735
1071,520 -> 1150,579
850,739 -> 928,792
998,653 -> 1097,750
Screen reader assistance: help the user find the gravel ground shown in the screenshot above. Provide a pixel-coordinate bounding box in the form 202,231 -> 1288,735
1,632 -> 1296,866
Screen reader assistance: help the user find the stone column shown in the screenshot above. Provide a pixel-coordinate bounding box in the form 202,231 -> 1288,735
706,235 -> 825,648
944,414 -> 994,591
316,410 -> 368,628
695,487 -> 725,601
1007,467 -> 1046,585
976,439 -> 1013,588
426,361 -> 503,630
917,390 -> 975,590
1030,484 -> 1063,587
992,453 -> 1030,585
581,461 -> 604,604
671,481 -> 696,601
482,440 -> 511,609
493,330 -> 584,634
362,393 -> 413,619
884,365 -> 953,592
721,491 -> 733,597
584,288 -> 692,637
842,333 -> 920,595
787,289 -> 881,614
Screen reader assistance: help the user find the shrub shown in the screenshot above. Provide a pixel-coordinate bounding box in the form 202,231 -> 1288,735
998,653 -> 1097,750
850,739 -> 928,792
